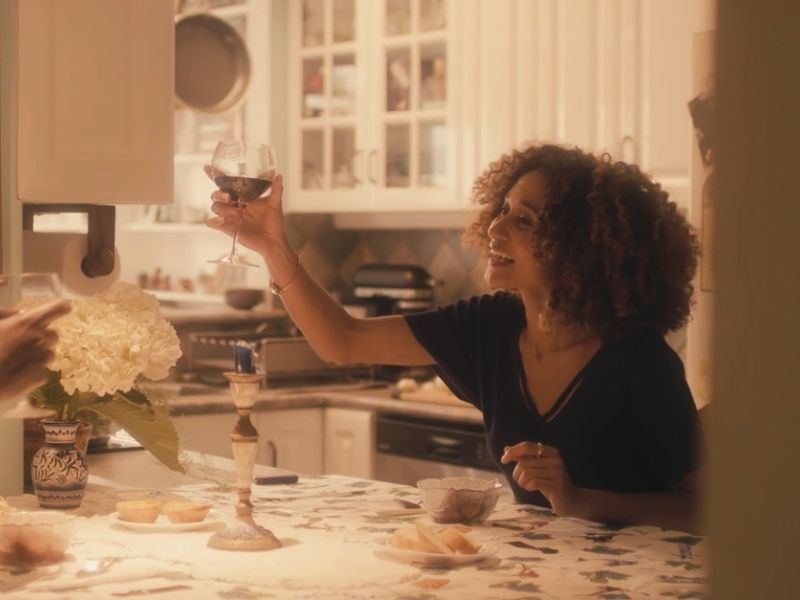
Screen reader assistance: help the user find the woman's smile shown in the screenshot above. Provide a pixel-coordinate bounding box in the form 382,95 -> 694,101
489,245 -> 515,266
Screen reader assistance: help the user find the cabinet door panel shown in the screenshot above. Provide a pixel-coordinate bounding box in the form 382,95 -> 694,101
386,47 -> 412,112
174,412 -> 236,459
385,0 -> 411,36
17,0 -> 173,205
302,129 -> 326,189
257,409 -> 324,476
557,0 -> 597,150
385,124 -> 411,187
288,0 -> 464,212
324,408 -> 375,479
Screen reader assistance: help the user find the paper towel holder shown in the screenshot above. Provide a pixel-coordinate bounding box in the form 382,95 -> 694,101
22,204 -> 116,278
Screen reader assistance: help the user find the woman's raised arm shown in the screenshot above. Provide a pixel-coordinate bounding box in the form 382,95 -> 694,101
206,170 -> 434,367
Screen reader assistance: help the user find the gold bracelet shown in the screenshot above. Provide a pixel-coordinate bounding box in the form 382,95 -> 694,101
269,255 -> 300,296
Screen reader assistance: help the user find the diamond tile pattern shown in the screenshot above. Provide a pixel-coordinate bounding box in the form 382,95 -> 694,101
288,215 -> 487,305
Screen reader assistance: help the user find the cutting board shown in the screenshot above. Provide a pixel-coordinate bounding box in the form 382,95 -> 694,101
398,389 -> 466,406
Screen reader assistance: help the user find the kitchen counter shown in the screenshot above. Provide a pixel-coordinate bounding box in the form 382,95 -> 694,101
1,451 -> 708,598
167,382 -> 485,424
160,305 -> 288,327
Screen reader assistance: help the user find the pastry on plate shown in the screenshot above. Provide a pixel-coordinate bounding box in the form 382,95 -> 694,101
162,500 -> 212,524
116,499 -> 162,523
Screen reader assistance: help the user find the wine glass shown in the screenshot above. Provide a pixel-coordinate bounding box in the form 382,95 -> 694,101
209,141 -> 277,267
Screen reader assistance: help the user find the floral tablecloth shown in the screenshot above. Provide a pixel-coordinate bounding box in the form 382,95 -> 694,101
1,475 -> 707,599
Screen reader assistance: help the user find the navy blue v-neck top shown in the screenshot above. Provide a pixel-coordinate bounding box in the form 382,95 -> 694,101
405,292 -> 702,507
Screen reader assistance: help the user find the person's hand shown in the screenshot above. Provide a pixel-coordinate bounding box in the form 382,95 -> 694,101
501,441 -> 584,516
0,300 -> 70,403
205,167 -> 289,258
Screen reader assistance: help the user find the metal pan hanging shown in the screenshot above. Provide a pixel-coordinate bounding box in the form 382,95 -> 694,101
174,13 -> 251,113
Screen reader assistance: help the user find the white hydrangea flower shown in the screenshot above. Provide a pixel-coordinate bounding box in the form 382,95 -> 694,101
50,282 -> 182,396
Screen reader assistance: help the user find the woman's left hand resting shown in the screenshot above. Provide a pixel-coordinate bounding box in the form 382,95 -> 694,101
501,441 -> 583,517
502,441 -> 700,532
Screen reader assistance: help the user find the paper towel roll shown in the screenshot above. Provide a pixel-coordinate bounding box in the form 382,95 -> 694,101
22,231 -> 121,296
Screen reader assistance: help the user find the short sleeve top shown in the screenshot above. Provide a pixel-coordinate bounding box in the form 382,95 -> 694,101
404,292 -> 703,506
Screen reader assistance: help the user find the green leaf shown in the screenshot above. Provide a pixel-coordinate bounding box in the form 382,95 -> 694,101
29,371 -> 71,417
76,393 -> 185,473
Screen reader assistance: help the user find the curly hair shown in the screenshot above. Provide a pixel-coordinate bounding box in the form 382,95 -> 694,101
464,144 -> 699,340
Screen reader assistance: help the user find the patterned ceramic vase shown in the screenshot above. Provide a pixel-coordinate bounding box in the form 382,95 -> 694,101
31,419 -> 89,509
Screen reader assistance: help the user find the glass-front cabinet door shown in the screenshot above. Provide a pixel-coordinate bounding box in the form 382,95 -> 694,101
292,0 -> 363,203
376,0 -> 456,208
287,0 -> 462,212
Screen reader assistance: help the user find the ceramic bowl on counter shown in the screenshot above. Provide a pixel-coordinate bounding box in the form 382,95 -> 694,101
224,288 -> 264,310
416,477 -> 503,524
0,511 -> 77,566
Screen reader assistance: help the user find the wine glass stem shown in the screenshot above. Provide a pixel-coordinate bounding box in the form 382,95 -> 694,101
230,206 -> 244,258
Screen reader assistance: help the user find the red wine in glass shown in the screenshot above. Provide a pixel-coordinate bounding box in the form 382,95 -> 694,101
213,176 -> 272,206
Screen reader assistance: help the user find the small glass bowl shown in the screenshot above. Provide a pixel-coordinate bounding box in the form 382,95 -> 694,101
416,477 -> 503,524
0,511 -> 76,567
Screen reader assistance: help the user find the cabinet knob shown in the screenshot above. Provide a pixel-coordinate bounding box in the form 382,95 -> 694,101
368,149 -> 379,185
352,150 -> 364,186
266,439 -> 278,467
621,135 -> 637,163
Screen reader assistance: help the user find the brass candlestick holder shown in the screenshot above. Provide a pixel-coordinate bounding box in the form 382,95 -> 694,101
207,372 -> 281,552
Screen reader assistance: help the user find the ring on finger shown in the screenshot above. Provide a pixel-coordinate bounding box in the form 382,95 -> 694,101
536,442 -> 544,458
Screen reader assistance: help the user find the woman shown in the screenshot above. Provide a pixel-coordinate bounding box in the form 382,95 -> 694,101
207,144 -> 702,532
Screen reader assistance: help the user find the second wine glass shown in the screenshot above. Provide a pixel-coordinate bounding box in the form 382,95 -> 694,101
209,141 -> 277,267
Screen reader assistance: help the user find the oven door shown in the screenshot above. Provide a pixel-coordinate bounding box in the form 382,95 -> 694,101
375,413 -> 501,486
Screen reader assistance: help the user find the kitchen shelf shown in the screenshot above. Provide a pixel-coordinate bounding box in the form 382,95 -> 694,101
149,289 -> 225,305
125,222 -> 209,233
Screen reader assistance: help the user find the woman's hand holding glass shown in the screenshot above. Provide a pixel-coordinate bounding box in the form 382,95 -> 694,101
206,141 -> 278,267
206,169 -> 296,270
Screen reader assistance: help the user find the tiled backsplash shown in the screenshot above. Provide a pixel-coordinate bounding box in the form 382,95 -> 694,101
284,214 -> 489,306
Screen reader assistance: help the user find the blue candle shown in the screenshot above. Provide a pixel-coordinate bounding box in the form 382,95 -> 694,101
233,341 -> 258,374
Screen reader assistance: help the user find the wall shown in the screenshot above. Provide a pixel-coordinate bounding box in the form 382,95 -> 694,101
710,1 -> 800,598
284,215 -> 487,305
115,210 -> 488,307
685,4 -> 717,409
0,0 -> 25,497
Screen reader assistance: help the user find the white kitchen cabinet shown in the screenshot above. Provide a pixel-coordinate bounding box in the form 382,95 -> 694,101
286,0 -> 467,213
482,0 -> 694,210
286,0 -> 694,215
16,0 -> 173,205
255,408 -> 325,476
174,407 -> 324,476
324,407 -> 375,479
174,411 -> 238,460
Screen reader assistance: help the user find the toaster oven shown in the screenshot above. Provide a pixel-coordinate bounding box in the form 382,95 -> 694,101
184,330 -> 373,386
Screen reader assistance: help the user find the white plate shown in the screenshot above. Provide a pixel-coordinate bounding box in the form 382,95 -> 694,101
110,510 -> 221,533
374,539 -> 495,567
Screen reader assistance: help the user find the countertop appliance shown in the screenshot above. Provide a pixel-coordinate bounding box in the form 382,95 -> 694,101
185,330 -> 373,387
167,309 -> 372,386
348,263 -> 437,382
375,413 -> 501,486
351,263 -> 435,315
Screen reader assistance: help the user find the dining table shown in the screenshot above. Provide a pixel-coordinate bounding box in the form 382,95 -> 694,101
1,450 -> 708,599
